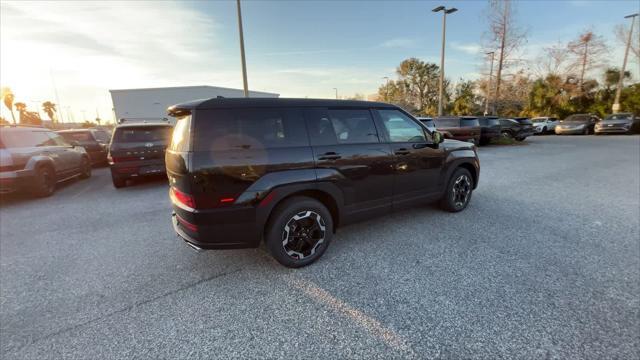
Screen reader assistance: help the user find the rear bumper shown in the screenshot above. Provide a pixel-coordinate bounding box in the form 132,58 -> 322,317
172,207 -> 261,250
594,126 -> 632,134
555,127 -> 586,135
110,159 -> 166,178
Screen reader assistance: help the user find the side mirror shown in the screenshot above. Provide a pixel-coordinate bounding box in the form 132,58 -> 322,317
432,131 -> 445,144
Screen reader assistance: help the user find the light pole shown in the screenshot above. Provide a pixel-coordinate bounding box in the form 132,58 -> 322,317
432,5 -> 457,117
383,76 -> 390,101
236,0 -> 249,97
484,51 -> 495,116
613,13 -> 638,113
333,88 -> 338,99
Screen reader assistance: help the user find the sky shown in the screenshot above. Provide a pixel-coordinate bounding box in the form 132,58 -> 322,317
0,0 -> 638,123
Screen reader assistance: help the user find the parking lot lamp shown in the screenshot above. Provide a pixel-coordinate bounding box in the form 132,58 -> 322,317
236,0 -> 249,97
612,13 -> 638,113
433,6 -> 457,116
484,51 -> 495,116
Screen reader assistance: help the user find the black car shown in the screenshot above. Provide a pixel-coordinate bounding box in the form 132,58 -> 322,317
477,116 -> 501,145
498,118 -> 534,141
108,122 -> 173,188
166,98 -> 480,267
0,126 -> 91,197
430,117 -> 482,145
57,129 -> 109,165
595,113 -> 639,134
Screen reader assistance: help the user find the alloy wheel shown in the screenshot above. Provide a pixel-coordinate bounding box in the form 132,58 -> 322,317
451,174 -> 472,209
281,211 -> 326,260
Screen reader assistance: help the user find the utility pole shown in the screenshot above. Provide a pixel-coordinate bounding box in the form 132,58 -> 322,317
383,77 -> 390,100
333,88 -> 338,99
484,51 -> 495,116
494,2 -> 507,113
613,13 -> 638,113
50,68 -> 63,123
433,6 -> 458,116
236,0 -> 249,97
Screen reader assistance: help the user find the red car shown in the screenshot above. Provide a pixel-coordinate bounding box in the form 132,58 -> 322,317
434,117 -> 481,145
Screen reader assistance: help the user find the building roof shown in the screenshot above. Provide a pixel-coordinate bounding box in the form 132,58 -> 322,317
167,98 -> 396,116
109,85 -> 278,96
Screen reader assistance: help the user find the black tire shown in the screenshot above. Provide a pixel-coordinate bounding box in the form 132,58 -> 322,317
111,173 -> 127,188
501,130 -> 513,139
479,138 -> 489,146
265,196 -> 333,268
515,136 -> 525,141
79,157 -> 91,179
583,126 -> 589,135
542,127 -> 547,134
440,167 -> 474,213
33,165 -> 56,197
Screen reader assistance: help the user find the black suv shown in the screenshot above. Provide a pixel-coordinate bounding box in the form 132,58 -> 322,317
477,116 -> 501,145
0,126 -> 91,197
498,118 -> 534,141
57,129 -> 110,166
166,98 -> 480,267
108,121 -> 173,188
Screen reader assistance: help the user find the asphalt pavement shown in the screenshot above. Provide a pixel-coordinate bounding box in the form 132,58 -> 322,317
1,135 -> 639,359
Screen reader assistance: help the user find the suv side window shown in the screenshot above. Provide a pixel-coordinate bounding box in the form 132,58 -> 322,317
194,108 -> 308,151
376,109 -> 427,143
46,132 -> 70,146
327,109 -> 379,144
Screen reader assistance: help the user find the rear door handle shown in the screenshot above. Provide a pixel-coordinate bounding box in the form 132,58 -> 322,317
395,148 -> 410,155
318,152 -> 341,161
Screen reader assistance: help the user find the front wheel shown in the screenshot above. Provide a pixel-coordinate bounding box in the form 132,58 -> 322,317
33,165 -> 56,197
265,196 -> 333,268
440,168 -> 474,212
501,131 -> 513,139
583,127 -> 590,135
79,157 -> 91,179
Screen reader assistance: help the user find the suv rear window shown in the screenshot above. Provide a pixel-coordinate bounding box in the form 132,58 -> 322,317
193,108 -> 308,151
113,126 -> 172,143
59,132 -> 94,142
434,118 -> 460,127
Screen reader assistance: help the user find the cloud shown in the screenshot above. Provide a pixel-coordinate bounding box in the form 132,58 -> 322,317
379,38 -> 417,48
451,42 -> 482,55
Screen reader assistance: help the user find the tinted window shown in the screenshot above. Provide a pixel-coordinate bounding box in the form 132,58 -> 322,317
420,119 -> 435,128
327,109 -> 379,144
0,129 -> 51,148
194,108 -> 308,151
113,126 -> 172,143
46,132 -> 70,146
500,119 -> 516,126
377,109 -> 426,143
563,115 -> 590,122
170,115 -> 191,151
59,132 -> 94,143
461,118 -> 480,127
434,118 -> 460,127
479,118 -> 499,126
92,130 -> 111,143
516,119 -> 533,125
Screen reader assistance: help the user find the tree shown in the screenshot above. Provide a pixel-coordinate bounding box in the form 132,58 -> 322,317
451,80 -> 480,115
615,23 -> 639,61
396,58 -> 441,114
484,0 -> 527,108
14,102 -> 26,124
603,67 -> 631,90
42,101 -> 57,122
1,87 -> 16,124
567,31 -> 608,93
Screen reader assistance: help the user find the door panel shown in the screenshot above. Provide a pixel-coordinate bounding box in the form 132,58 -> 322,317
374,109 -> 445,205
305,108 -> 394,216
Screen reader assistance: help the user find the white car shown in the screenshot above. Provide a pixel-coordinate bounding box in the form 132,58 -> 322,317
531,117 -> 558,134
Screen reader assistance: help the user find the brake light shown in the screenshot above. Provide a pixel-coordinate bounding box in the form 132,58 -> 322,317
170,187 -> 196,209
219,197 -> 235,204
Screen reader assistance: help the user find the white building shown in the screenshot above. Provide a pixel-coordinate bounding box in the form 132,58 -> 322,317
109,85 -> 279,122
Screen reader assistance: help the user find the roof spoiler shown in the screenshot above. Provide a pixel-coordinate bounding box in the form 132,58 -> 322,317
118,117 -> 169,124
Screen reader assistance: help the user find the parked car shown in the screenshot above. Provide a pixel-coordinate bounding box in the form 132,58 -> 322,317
166,98 -> 480,267
498,118 -> 534,141
0,125 -> 91,197
108,121 -> 173,188
477,116 -> 501,145
531,117 -> 558,134
432,116 -> 482,145
57,129 -> 109,165
594,113 -> 639,134
555,114 -> 600,135
417,117 -> 435,131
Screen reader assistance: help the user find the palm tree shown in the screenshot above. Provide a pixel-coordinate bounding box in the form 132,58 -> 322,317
42,101 -> 57,123
1,87 -> 16,124
14,102 -> 27,124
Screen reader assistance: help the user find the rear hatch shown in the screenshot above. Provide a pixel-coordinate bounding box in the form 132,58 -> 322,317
109,125 -> 173,171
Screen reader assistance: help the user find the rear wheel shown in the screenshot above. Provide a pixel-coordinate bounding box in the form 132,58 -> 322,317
501,131 -> 513,139
440,168 -> 474,212
265,196 -> 333,268
583,126 -> 590,135
33,165 -> 56,197
79,157 -> 91,179
111,172 -> 126,188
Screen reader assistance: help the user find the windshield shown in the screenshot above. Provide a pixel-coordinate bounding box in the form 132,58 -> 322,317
563,115 -> 590,122
92,130 -> 111,143
0,129 -> 53,148
113,126 -> 172,143
604,114 -> 632,120
531,118 -> 547,123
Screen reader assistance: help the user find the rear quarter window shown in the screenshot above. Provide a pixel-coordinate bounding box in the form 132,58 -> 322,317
169,115 -> 191,151
193,108 -> 308,151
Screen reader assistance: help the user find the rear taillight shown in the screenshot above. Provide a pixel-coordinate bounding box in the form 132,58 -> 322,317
170,187 -> 196,209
